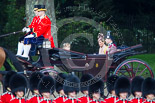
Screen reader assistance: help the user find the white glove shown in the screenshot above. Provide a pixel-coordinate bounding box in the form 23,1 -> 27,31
22,27 -> 31,33
22,27 -> 27,32
26,28 -> 31,33
25,34 -> 34,38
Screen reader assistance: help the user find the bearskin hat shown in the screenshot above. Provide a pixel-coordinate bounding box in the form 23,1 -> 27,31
29,71 -> 44,93
80,73 -> 93,93
38,75 -> 55,94
55,73 -> 68,93
89,78 -> 104,98
142,77 -> 155,98
106,75 -> 119,94
114,76 -> 131,97
131,76 -> 144,96
9,73 -> 28,96
3,71 -> 17,91
63,75 -> 80,95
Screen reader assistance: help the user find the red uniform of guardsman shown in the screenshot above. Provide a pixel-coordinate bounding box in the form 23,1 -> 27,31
38,76 -> 55,103
114,76 -> 131,103
52,73 -> 68,103
88,77 -> 104,103
104,75 -> 119,103
0,71 -> 16,103
105,31 -> 117,55
63,75 -> 81,103
27,72 -> 44,103
130,76 -> 145,103
78,74 -> 93,103
9,74 -> 28,103
142,77 -> 155,103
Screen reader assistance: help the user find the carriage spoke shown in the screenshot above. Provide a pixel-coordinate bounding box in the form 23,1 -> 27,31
138,67 -> 147,76
135,63 -> 141,76
124,64 -> 132,78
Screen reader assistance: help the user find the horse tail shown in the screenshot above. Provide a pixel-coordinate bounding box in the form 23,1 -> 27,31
3,48 -> 24,72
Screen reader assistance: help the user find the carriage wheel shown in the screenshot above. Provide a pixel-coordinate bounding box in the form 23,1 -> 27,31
114,58 -> 154,81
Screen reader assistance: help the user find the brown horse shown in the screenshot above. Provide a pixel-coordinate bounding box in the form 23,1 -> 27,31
0,47 -> 6,69
0,47 -> 24,72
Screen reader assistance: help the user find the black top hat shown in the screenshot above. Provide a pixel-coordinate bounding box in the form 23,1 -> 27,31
80,73 -> 93,93
55,73 -> 68,93
38,76 -> 55,94
9,74 -> 28,96
114,76 -> 131,97
89,78 -> 104,98
29,72 -> 44,93
63,75 -> 80,95
37,5 -> 47,11
131,76 -> 144,96
3,71 -> 17,91
34,5 -> 39,11
106,75 -> 119,94
142,77 -> 155,98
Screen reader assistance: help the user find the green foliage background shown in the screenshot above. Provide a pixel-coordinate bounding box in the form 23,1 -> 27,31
0,0 -> 155,53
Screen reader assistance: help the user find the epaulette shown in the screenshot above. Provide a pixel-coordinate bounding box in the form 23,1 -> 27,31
1,92 -> 8,96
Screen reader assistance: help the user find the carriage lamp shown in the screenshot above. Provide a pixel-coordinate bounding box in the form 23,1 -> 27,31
43,39 -> 51,49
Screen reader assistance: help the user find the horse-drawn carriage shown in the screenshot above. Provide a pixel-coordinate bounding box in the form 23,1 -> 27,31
0,42 -> 154,96
1,43 -> 154,79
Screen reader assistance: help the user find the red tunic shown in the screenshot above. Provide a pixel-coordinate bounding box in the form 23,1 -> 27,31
116,99 -> 132,103
104,96 -> 119,103
52,96 -> 67,103
130,97 -> 144,103
1,92 -> 14,103
64,97 -> 82,103
78,96 -> 92,103
106,43 -> 117,54
27,95 -> 42,103
40,99 -> 52,103
28,16 -> 39,29
9,97 -> 25,103
32,15 -> 55,48
143,100 -> 155,103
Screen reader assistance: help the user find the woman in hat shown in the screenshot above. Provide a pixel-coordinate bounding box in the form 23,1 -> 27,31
130,76 -> 144,103
98,33 -> 108,54
104,75 -> 119,103
142,77 -> 155,103
78,73 -> 94,103
52,73 -> 68,103
89,78 -> 104,103
63,74 -> 81,103
114,76 -> 131,103
0,71 -> 16,103
38,75 -> 55,103
9,74 -> 28,103
27,72 -> 44,103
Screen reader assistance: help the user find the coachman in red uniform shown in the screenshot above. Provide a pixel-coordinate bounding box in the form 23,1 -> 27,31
0,71 -> 16,103
16,4 -> 55,61
142,77 -> 155,103
130,76 -> 144,103
78,73 -> 93,103
63,75 -> 81,103
114,76 -> 131,103
9,74 -> 28,103
88,78 -> 104,103
27,72 -> 44,103
38,75 -> 55,103
104,75 -> 119,103
52,73 -> 68,103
